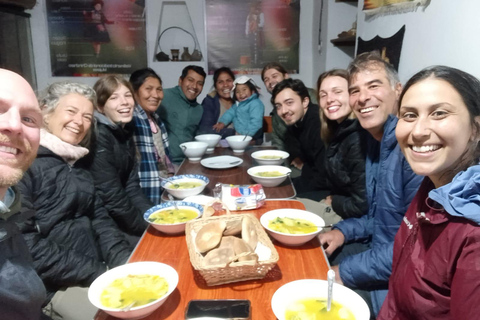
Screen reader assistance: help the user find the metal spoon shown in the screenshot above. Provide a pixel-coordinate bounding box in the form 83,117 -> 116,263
168,194 -> 179,210
327,269 -> 335,312
242,134 -> 249,141
122,301 -> 136,312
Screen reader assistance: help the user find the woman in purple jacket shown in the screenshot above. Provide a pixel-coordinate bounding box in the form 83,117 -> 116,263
378,65 -> 480,319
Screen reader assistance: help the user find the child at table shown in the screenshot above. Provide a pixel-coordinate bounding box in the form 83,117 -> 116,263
213,75 -> 265,144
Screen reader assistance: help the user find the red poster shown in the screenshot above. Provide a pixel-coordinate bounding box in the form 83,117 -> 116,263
46,0 -> 147,76
206,0 -> 300,75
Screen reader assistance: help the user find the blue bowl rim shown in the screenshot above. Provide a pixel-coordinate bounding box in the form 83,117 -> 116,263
160,174 -> 210,188
144,201 -> 204,223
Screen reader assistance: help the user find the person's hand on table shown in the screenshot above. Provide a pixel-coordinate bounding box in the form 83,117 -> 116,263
318,229 -> 345,256
331,265 -> 344,285
290,157 -> 304,170
212,122 -> 225,132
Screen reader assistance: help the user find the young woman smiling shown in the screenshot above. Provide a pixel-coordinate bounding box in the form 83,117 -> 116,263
378,66 -> 480,320
90,75 -> 153,239
315,69 -> 368,224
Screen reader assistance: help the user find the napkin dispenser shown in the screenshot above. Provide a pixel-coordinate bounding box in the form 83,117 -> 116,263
219,183 -> 266,211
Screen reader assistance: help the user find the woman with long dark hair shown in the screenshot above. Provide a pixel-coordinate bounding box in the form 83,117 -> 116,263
130,68 -> 174,204
378,66 -> 480,319
198,66 -> 236,138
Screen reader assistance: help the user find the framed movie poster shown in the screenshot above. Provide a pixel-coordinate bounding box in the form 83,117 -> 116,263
46,0 -> 147,76
205,0 -> 300,75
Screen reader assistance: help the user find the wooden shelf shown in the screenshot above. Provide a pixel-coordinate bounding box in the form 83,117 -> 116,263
330,35 -> 356,46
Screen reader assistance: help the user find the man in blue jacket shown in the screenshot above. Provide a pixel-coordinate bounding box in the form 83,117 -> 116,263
318,51 -> 422,317
0,69 -> 47,319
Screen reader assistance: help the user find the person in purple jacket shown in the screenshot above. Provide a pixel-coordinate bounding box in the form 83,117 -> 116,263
378,65 -> 480,320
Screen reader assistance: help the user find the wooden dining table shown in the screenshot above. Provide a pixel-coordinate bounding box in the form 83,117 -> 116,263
94,200 -> 330,320
164,146 -> 297,201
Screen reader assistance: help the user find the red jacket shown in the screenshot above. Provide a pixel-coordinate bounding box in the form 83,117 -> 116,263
378,177 -> 480,319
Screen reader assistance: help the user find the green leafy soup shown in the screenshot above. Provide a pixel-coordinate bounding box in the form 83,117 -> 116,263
268,217 -> 317,234
255,171 -> 284,177
167,181 -> 203,189
149,208 -> 198,224
285,298 -> 355,320
100,274 -> 169,309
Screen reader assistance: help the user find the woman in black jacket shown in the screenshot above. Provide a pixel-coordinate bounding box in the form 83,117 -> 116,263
90,75 -> 153,238
17,81 -> 132,318
316,69 -> 368,223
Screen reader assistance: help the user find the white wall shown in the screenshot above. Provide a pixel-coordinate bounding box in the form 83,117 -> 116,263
28,0 -> 319,114
313,0 -> 327,81
323,0 -> 357,71
356,0 -> 480,83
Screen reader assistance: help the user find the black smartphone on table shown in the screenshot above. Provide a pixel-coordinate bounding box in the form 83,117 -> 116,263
185,299 -> 251,319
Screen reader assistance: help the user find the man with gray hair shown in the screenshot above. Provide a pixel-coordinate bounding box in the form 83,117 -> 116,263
318,51 -> 422,317
0,68 -> 47,319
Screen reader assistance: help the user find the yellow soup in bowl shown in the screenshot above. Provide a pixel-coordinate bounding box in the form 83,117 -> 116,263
285,298 -> 355,320
258,155 -> 283,159
148,208 -> 199,224
167,181 -> 203,189
255,171 -> 285,177
268,217 -> 317,234
100,274 -> 169,309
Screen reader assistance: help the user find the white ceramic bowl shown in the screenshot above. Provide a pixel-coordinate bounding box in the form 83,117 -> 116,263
247,165 -> 291,187
161,174 -> 209,199
271,279 -> 370,320
180,141 -> 209,161
251,150 -> 290,166
225,135 -> 252,154
260,209 -> 324,246
195,134 -> 222,153
88,262 -> 179,320
144,201 -> 203,234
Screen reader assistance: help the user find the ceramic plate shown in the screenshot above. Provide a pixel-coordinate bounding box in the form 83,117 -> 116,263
200,156 -> 243,169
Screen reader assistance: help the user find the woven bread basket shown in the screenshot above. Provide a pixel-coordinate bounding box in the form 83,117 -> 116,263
185,213 -> 279,286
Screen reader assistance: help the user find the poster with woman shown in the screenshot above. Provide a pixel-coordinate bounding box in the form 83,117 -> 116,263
46,0 -> 146,76
205,0 -> 300,75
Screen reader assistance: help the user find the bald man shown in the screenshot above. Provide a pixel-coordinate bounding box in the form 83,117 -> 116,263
0,69 -> 47,319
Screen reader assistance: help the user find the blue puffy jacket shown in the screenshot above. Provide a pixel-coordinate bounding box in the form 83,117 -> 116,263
335,115 -> 422,315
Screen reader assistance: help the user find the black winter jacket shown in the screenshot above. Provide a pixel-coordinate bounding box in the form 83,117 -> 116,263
90,114 -> 152,236
17,146 -> 132,298
324,119 -> 368,218
286,103 -> 328,192
0,187 -> 47,319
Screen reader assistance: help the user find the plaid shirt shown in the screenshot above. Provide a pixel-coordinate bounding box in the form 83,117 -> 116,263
132,104 -> 171,204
